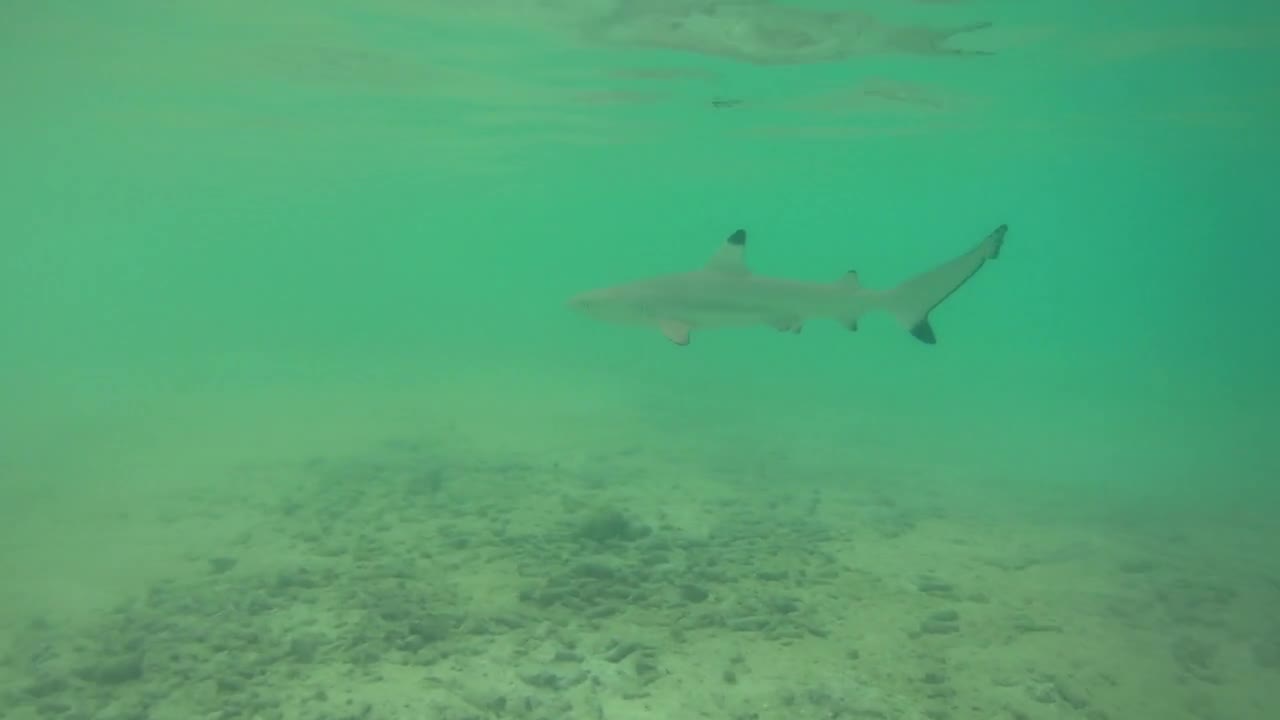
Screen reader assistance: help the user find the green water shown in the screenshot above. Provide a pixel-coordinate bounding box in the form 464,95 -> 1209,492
2,2 -> 1277,719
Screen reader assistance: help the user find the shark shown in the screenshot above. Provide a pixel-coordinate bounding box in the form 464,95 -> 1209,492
567,223 -> 1007,346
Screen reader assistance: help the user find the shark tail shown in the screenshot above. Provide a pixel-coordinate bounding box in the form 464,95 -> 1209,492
874,224 -> 1007,345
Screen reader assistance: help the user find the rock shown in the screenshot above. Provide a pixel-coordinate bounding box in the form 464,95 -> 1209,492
1054,677 -> 1090,709
918,608 -> 961,635
81,654 -> 144,685
24,675 -> 69,698
679,585 -> 710,603
915,575 -> 956,597
1252,633 -> 1280,668
208,557 -> 238,574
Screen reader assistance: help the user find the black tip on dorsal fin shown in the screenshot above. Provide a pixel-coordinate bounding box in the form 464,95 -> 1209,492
728,229 -> 746,246
910,318 -> 937,345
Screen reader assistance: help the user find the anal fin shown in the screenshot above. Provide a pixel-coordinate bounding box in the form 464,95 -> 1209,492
772,317 -> 804,334
659,320 -> 691,346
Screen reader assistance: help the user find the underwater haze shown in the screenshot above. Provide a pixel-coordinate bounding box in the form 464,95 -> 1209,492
2,1 -> 1277,719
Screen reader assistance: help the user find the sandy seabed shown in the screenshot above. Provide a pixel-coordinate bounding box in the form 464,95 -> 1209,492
1,376 -> 1275,720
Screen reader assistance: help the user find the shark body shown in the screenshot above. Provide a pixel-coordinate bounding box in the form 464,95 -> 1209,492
567,224 -> 1007,346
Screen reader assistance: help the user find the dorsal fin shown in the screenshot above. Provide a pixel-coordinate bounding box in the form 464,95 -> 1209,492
839,269 -> 861,288
704,229 -> 749,275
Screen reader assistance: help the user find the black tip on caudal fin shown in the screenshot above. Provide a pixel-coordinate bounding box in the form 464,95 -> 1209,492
881,223 -> 1008,345
910,319 -> 937,344
986,224 -> 1007,260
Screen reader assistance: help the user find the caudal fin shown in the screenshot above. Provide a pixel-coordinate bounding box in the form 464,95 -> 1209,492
879,224 -> 1007,344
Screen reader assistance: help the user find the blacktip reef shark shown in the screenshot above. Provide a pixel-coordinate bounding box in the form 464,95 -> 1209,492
567,224 -> 1007,346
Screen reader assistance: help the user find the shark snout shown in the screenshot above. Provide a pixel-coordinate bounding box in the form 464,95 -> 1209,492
567,288 -> 631,324
566,292 -> 591,312
567,289 -> 607,313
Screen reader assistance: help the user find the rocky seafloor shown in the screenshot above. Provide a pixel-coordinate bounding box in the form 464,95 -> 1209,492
2,437 -> 1277,720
